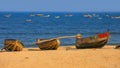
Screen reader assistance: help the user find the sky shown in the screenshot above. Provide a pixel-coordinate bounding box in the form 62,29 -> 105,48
0,0 -> 120,12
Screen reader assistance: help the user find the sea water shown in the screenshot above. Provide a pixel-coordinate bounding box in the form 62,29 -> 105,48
0,12 -> 120,48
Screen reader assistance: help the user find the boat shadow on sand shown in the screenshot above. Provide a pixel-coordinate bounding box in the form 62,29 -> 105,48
28,48 -> 40,51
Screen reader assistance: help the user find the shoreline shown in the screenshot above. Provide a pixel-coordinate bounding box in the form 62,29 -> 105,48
23,45 -> 118,50
0,44 -> 117,48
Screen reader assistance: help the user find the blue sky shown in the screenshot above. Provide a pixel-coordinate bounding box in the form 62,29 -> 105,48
0,0 -> 119,12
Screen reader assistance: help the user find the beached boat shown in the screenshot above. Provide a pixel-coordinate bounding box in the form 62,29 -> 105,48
2,39 -> 24,51
36,38 -> 60,50
115,45 -> 120,49
75,31 -> 110,49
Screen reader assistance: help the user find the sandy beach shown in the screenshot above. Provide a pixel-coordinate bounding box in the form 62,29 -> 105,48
0,45 -> 120,68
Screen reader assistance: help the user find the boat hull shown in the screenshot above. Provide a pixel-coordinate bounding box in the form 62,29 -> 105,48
75,32 -> 109,49
36,38 -> 60,50
4,39 -> 24,51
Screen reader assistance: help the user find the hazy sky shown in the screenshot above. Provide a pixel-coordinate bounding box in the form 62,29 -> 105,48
0,0 -> 119,12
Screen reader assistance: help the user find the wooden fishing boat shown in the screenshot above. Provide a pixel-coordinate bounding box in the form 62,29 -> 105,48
2,39 -> 24,51
75,31 -> 110,49
36,38 -> 60,50
115,45 -> 120,49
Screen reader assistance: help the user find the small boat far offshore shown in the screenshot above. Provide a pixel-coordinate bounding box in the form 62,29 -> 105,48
55,16 -> 60,19
75,31 -> 110,49
25,19 -> 32,22
4,14 -> 11,18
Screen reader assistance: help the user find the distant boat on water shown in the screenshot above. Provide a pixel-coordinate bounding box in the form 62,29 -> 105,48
83,14 -> 93,18
65,14 -> 73,17
36,14 -> 44,16
92,14 -> 96,17
106,15 -> 110,17
30,14 -> 35,17
4,14 -> 11,18
111,16 -> 120,19
25,19 -> 32,22
98,17 -> 102,20
43,15 -> 50,17
55,16 -> 60,19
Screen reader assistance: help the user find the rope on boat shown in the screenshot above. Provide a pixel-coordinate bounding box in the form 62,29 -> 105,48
57,35 -> 76,39
35,35 -> 76,44
48,35 -> 76,41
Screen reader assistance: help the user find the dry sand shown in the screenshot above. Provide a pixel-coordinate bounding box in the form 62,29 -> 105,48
0,45 -> 120,68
